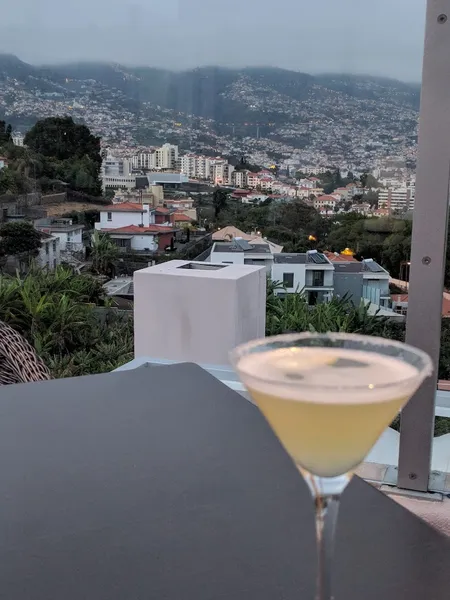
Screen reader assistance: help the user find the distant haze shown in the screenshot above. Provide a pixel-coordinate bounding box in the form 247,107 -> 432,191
0,0 -> 426,81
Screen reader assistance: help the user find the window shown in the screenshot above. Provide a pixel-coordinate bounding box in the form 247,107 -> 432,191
45,243 -> 49,255
312,270 -> 324,286
107,212 -> 112,221
52,241 -> 57,252
283,273 -> 294,288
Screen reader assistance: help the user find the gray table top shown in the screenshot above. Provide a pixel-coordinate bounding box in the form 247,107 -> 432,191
0,363 -> 448,599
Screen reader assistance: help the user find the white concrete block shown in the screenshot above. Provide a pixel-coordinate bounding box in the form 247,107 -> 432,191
134,260 -> 266,365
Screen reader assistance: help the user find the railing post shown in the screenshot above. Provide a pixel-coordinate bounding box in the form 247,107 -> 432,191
398,0 -> 450,491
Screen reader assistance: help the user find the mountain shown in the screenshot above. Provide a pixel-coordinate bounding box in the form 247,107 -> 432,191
0,55 -> 420,165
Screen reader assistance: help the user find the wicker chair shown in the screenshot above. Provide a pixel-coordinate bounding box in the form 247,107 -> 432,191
0,321 -> 51,385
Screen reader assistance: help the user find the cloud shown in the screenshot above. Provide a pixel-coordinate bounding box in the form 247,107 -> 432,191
0,0 -> 426,81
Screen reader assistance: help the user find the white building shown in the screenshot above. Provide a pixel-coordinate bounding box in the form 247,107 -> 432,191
231,170 -> 249,188
96,203 -> 157,231
101,155 -> 135,191
12,133 -> 24,147
378,184 -> 415,213
302,166 -> 329,175
179,154 -> 213,179
132,153 -> 157,171
95,202 -> 177,253
271,251 -> 334,304
313,195 -> 338,210
35,218 -> 84,252
38,233 -> 61,270
209,240 -> 274,274
210,160 -> 234,186
132,145 -> 179,172
156,144 -> 179,170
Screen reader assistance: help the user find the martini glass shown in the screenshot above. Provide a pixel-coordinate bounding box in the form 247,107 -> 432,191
231,333 -> 432,600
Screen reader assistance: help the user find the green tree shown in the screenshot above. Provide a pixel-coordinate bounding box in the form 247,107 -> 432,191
91,231 -> 119,275
0,222 -> 42,263
24,117 -> 102,196
213,188 -> 229,218
0,121 -> 12,146
24,116 -> 101,162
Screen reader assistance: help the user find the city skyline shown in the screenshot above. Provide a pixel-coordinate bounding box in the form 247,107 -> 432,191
0,0 -> 426,82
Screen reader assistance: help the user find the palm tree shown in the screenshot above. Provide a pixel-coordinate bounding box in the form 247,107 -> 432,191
90,231 -> 119,275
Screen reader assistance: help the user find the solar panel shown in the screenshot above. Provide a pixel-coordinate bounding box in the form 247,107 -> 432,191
309,253 -> 327,264
235,238 -> 252,251
363,260 -> 384,272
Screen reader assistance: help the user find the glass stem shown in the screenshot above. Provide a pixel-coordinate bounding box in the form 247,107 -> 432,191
300,470 -> 349,600
314,493 -> 340,600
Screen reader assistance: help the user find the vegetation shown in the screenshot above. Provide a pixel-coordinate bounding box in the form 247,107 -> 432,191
206,193 -> 449,283
90,231 -> 119,276
0,117 -> 102,196
0,221 -> 42,263
0,266 -> 132,379
0,267 -> 447,434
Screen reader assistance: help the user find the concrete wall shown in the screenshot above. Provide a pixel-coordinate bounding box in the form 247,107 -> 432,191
272,262 -> 306,292
334,272 -> 363,304
210,251 -> 245,266
130,235 -> 157,252
363,274 -> 390,298
134,260 -> 266,365
97,205 -> 154,229
51,228 -> 83,251
38,236 -> 61,270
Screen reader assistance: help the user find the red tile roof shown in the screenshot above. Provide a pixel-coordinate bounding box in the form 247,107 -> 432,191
103,225 -> 176,235
155,207 -> 172,214
324,251 -> 358,263
173,213 -> 193,222
102,203 -> 146,212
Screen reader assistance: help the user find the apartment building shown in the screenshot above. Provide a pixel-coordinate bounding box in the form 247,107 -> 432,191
131,145 -> 179,172
231,170 -> 249,188
132,153 -> 157,171
210,160 -> 234,186
155,144 -> 179,170
101,155 -> 136,191
179,154 -> 212,179
379,183 -> 415,213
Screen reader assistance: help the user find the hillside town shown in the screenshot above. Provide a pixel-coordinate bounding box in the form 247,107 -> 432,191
100,142 -> 416,216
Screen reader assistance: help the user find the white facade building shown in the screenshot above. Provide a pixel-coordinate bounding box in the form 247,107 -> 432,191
155,144 -> 179,170
35,218 -> 84,252
38,233 -> 61,270
94,202 -> 177,253
12,133 -> 24,147
379,184 -> 415,213
101,155 -> 135,191
210,160 -> 234,186
96,203 -> 156,231
132,153 -> 157,171
179,154 -> 212,179
231,170 -> 249,188
209,240 -> 274,273
271,252 -> 334,304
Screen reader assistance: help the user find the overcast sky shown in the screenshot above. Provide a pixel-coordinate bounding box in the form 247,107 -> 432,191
0,0 -> 426,81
